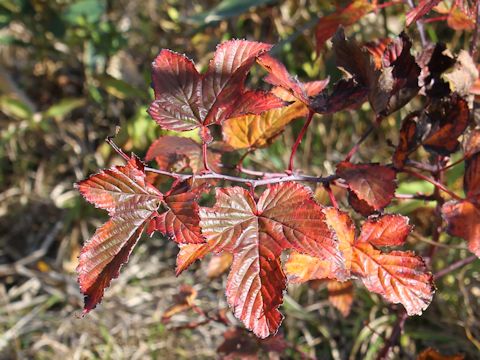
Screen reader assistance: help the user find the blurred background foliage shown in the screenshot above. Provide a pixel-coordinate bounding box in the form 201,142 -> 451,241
0,0 -> 478,359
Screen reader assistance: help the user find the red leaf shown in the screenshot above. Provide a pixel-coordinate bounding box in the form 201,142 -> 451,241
357,214 -> 412,247
199,182 -> 346,337
336,162 -> 397,211
422,96 -> 470,155
417,347 -> 465,360
76,156 -> 162,216
145,136 -> 221,173
149,182 -> 206,244
148,40 -> 285,135
76,157 -> 163,313
464,152 -> 480,202
315,0 -> 374,52
348,190 -> 377,217
406,0 -> 442,26
352,243 -> 434,315
257,54 -> 329,105
442,200 -> 480,257
393,112 -> 420,169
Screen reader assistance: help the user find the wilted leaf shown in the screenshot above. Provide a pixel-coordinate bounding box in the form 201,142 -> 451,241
145,136 -> 221,173
327,280 -> 354,317
442,51 -> 479,96
199,182 -> 346,337
393,112 -> 420,169
364,38 -> 393,69
76,157 -> 163,313
148,40 -> 284,140
223,102 -> 309,150
311,78 -> 369,114
422,96 -> 470,155
162,284 -> 198,321
417,43 -> 455,98
336,162 -> 397,211
447,3 -> 476,31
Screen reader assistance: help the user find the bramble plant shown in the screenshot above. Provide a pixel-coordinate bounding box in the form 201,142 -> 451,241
75,0 -> 479,357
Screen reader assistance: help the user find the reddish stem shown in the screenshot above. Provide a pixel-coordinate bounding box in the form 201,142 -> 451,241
403,168 -> 463,201
289,110 -> 314,171
106,137 -> 130,161
324,183 -> 338,208
202,142 -> 210,172
423,15 -> 449,24
434,255 -> 478,280
470,0 -> 480,58
344,124 -> 375,162
439,155 -> 468,172
376,0 -> 402,10
376,310 -> 408,360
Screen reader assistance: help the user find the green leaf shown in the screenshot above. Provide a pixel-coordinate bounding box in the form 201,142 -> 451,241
0,96 -> 33,120
188,0 -> 276,24
97,75 -> 144,100
63,0 -> 106,25
43,98 -> 86,119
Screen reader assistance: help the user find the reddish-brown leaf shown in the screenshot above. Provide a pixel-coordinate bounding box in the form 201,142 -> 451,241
464,152 -> 480,202
348,190 -> 377,217
162,284 -> 197,321
76,156 -> 162,216
148,40 -> 285,136
422,96 -> 470,155
336,162 -> 397,211
417,43 -> 455,98
417,347 -> 465,360
327,280 -> 354,317
442,200 -> 480,257
352,243 -> 434,315
286,208 -> 433,315
315,0 -> 374,52
76,157 -> 163,313
393,112 -> 420,169
148,182 -> 206,244
364,38 -> 393,69
357,214 -> 412,247
199,182 -> 346,337
406,0 -> 442,26
145,136 -> 221,173
311,78 -> 369,114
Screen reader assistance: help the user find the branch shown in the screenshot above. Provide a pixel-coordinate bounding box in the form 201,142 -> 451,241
376,310 -> 408,360
289,110 -> 314,171
344,124 -> 375,162
144,166 -> 338,188
434,255 -> 478,280
402,168 -> 463,201
470,0 -> 480,59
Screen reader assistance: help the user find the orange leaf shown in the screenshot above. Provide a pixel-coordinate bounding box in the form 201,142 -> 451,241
162,285 -> 198,321
327,280 -> 354,317
357,214 -> 412,247
206,252 -> 233,278
223,102 -> 309,150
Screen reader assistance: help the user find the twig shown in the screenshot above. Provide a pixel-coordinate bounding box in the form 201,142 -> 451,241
344,124 -> 375,162
434,255 -> 478,280
106,137 -> 130,161
406,0 -> 428,46
289,110 -> 314,171
402,168 -> 463,201
324,183 -> 338,208
202,142 -> 210,172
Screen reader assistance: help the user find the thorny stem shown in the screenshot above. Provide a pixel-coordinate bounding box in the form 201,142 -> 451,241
289,110 -> 314,171
434,255 -> 478,280
344,124 -> 375,162
403,167 -> 463,201
406,0 -> 428,46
